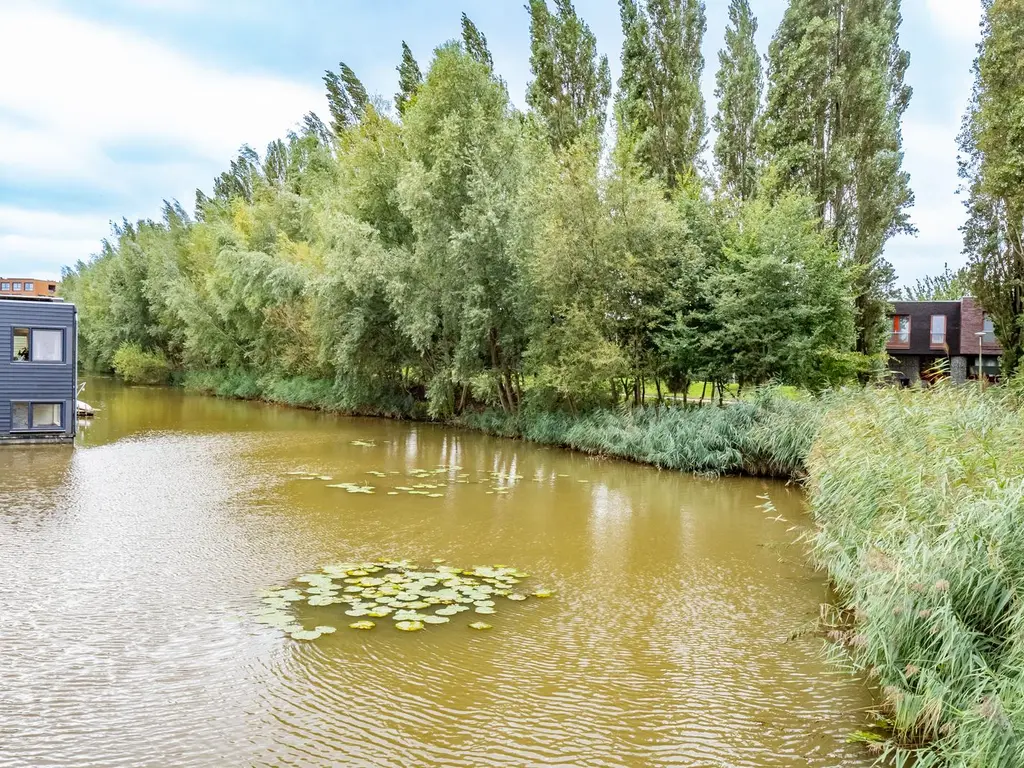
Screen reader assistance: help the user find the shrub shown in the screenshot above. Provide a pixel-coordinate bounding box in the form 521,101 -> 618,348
111,343 -> 172,385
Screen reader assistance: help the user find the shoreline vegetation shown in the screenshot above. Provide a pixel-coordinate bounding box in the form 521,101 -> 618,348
174,368 -> 1024,765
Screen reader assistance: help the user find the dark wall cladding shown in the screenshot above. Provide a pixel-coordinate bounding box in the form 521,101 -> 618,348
889,301 -> 963,357
0,300 -> 77,439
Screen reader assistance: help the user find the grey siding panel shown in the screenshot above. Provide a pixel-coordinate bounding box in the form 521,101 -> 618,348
0,300 -> 77,438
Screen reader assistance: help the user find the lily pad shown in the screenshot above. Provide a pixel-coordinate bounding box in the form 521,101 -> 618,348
469,622 -> 492,630
395,620 -> 424,632
290,630 -> 322,641
315,625 -> 337,634
349,620 -> 376,630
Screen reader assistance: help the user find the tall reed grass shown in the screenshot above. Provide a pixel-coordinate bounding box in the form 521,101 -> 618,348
808,383 -> 1024,766
463,387 -> 823,478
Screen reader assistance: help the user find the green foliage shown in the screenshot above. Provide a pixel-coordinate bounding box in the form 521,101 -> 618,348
464,387 -> 822,478
460,13 -> 493,70
707,193 -> 858,390
64,10 -> 869,420
324,63 -> 369,136
617,0 -> 708,188
959,0 -> 1024,377
112,342 -> 172,385
712,0 -> 762,201
894,263 -> 972,301
526,0 -> 612,152
760,0 -> 914,357
394,41 -> 423,116
808,384 -> 1024,765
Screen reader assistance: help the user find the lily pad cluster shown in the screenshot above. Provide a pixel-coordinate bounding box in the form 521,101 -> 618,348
283,462 -> 555,498
254,559 -> 552,641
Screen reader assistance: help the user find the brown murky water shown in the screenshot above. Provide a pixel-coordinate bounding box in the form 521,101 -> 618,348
0,378 -> 875,767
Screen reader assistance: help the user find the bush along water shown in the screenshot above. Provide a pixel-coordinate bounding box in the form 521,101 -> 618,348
808,383 -> 1024,766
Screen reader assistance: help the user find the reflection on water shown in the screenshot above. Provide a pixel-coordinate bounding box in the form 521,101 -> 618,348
0,378 -> 875,767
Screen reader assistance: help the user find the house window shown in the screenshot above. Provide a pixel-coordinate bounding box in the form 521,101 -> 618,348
12,328 -> 64,362
983,314 -> 996,343
1,282 -> 9,291
12,282 -> 21,291
13,328 -> 29,360
25,282 -> 34,292
47,284 -> 56,294
930,315 -> 947,348
10,402 -> 63,431
890,315 -> 911,347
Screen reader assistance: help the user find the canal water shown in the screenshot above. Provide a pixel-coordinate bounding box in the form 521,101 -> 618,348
0,378 -> 875,767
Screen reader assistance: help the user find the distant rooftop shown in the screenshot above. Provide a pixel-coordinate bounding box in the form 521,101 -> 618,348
0,277 -> 59,299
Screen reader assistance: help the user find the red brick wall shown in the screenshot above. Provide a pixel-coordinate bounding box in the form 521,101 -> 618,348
959,297 -> 1003,356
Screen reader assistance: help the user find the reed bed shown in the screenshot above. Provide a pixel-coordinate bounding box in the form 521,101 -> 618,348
808,384 -> 1024,766
463,388 -> 823,478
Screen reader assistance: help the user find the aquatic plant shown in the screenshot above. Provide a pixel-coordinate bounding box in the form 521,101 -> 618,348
808,383 -> 1024,766
255,560 -> 548,639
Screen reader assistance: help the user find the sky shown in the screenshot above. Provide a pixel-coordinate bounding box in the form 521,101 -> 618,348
0,0 -> 983,286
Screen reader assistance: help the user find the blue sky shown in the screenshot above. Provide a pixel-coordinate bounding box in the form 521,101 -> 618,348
0,0 -> 982,285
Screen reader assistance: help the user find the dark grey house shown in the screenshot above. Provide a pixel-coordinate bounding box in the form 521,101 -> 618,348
0,297 -> 77,443
887,297 -> 1002,385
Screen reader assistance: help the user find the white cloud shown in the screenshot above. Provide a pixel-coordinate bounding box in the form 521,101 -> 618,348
923,0 -> 983,43
0,207 -> 117,279
0,2 -> 325,275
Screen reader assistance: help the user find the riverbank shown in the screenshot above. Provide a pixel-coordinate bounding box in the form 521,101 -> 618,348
181,369 -> 821,479
179,367 -> 1022,764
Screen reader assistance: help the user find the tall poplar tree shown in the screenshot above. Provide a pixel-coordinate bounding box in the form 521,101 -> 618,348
526,0 -> 612,152
959,0 -> 1024,376
617,0 -> 707,189
324,63 -> 369,135
461,13 -> 494,70
759,0 -> 914,357
712,0 -> 762,201
395,42 -> 423,116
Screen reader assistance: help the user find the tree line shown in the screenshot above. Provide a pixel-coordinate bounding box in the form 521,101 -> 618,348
65,0 -> 947,416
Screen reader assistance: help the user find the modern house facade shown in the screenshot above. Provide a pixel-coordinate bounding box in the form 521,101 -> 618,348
0,297 -> 78,443
887,297 -> 1002,385
0,277 -> 59,298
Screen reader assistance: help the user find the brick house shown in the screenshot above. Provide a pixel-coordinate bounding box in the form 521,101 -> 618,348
0,278 -> 59,298
887,297 -> 1002,385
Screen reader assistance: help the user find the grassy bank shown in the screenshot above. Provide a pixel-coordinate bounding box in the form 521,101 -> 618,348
181,367 -> 1024,764
181,369 -> 822,478
809,385 -> 1024,766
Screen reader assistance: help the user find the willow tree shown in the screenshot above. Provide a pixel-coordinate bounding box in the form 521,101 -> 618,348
712,0 -> 762,201
959,0 -> 1024,376
526,0 -> 612,152
395,43 -> 531,416
617,0 -> 707,189
760,0 -> 914,358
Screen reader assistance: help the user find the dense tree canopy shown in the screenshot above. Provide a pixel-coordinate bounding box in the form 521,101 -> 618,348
65,5 -> 894,415
712,0 -> 761,201
960,0 -> 1024,376
760,0 -> 914,360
